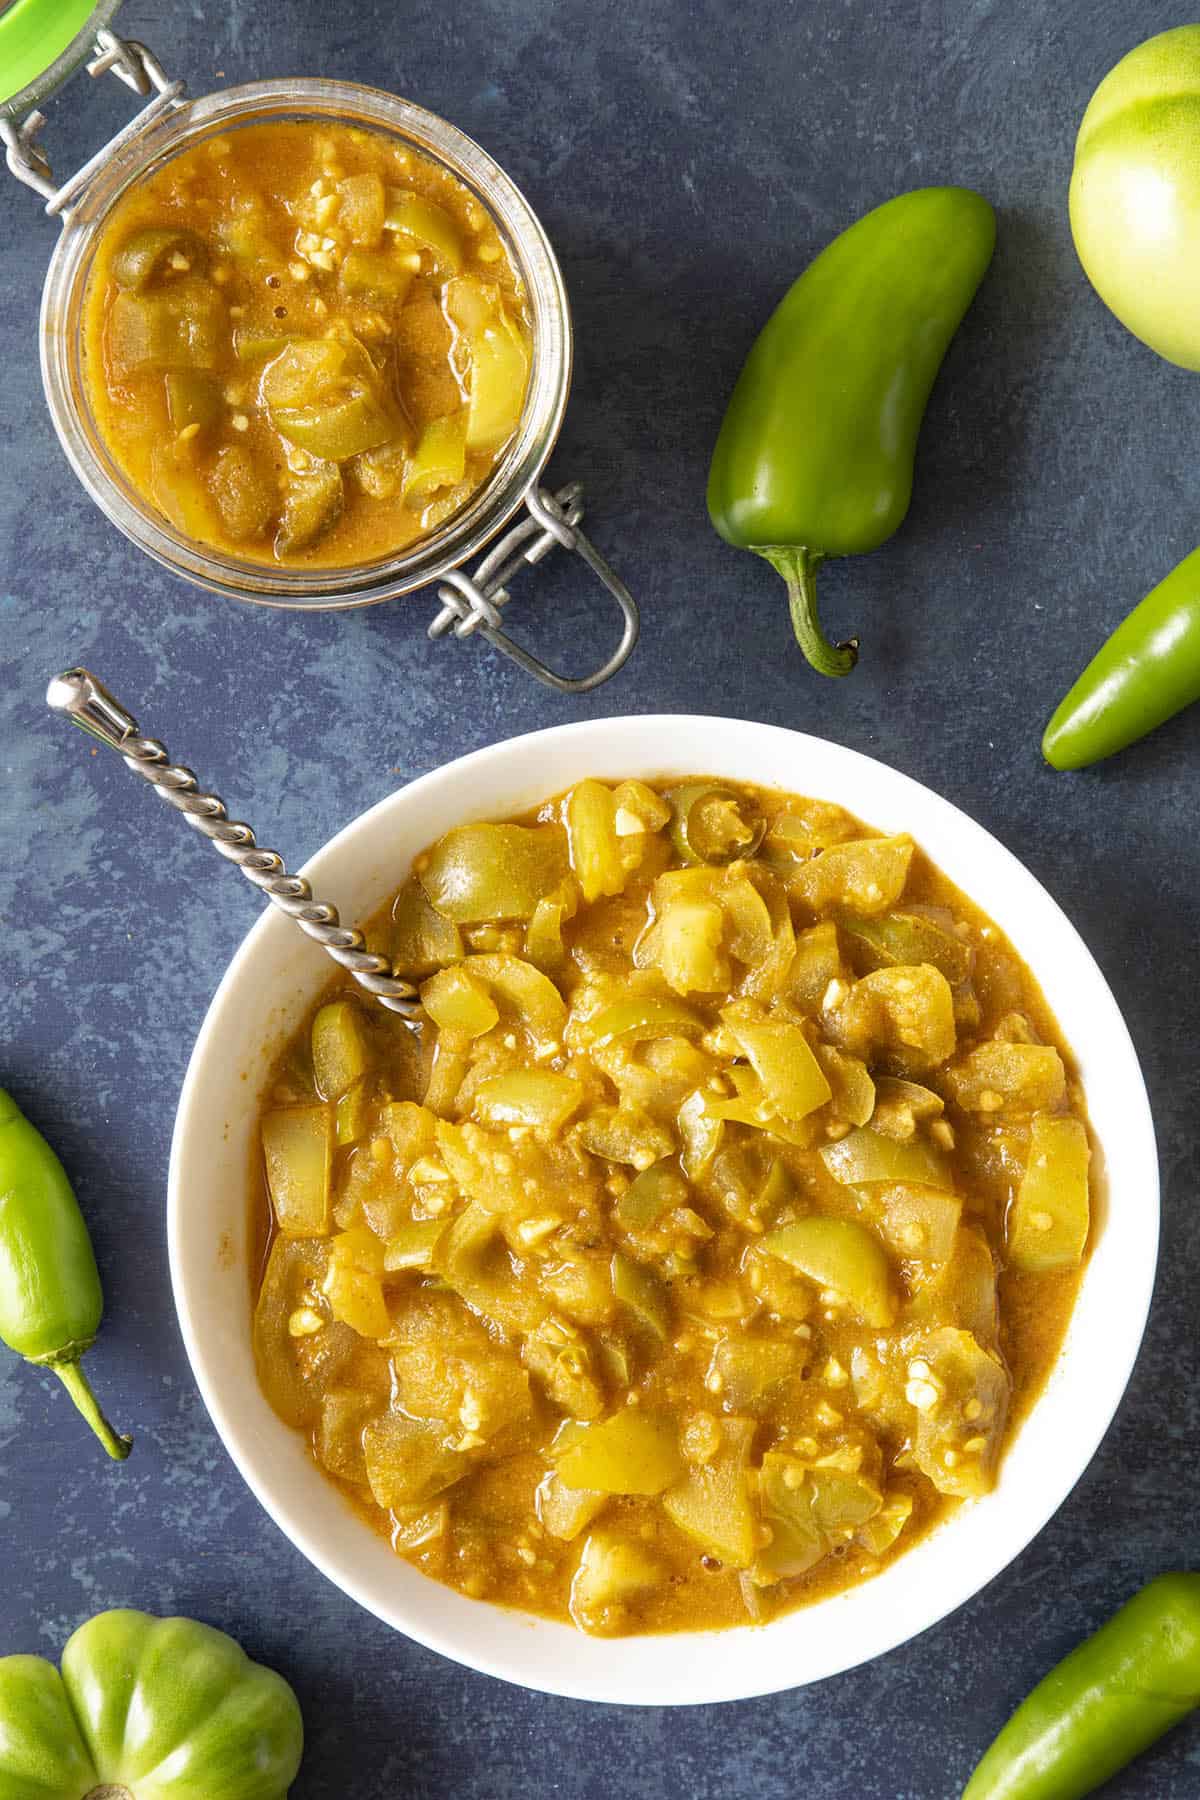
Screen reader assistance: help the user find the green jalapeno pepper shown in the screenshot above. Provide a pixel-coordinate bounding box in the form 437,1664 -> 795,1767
963,1574 -> 1200,1799
707,187 -> 995,676
667,783 -> 765,865
0,1608 -> 303,1798
0,1089 -> 130,1460
1043,545 -> 1200,768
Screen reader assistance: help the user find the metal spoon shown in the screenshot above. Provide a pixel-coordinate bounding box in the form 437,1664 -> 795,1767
46,668 -> 422,1022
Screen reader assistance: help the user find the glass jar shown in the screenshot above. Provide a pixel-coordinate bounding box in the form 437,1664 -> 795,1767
3,19 -> 639,690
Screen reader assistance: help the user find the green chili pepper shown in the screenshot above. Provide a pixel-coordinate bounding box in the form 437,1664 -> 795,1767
963,1574 -> 1200,1799
666,783 -> 765,865
0,1088 -> 130,1460
707,187 -> 995,676
0,1608 -> 304,1798
1043,545 -> 1200,769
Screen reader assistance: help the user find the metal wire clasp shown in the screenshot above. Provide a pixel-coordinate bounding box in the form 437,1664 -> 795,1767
427,483 -> 640,693
1,30 -> 184,215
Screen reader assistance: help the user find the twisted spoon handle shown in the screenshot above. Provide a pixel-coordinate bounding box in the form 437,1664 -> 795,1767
46,668 -> 422,1021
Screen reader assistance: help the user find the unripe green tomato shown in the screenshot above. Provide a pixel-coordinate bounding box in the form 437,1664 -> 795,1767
1070,25 -> 1200,370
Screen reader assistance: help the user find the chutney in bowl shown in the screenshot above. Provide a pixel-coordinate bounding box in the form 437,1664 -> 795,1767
169,717 -> 1157,1701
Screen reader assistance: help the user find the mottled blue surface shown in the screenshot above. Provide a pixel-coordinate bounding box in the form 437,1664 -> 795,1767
1,0 -> 1197,1792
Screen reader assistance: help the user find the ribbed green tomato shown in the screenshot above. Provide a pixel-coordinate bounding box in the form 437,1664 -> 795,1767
0,1611 -> 303,1800
1070,26 -> 1200,369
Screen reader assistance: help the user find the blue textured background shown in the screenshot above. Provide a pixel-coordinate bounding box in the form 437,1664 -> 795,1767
1,1 -> 1196,1793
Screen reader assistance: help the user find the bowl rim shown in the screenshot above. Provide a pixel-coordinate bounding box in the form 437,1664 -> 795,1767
167,713 -> 1159,1705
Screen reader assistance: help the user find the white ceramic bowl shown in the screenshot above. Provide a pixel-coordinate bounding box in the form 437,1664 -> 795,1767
168,716 -> 1158,1705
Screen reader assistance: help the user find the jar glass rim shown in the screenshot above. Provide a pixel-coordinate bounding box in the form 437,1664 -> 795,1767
40,77 -> 573,608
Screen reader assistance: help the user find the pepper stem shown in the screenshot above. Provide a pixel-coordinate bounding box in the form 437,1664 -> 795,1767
51,1360 -> 132,1461
760,546 -> 859,678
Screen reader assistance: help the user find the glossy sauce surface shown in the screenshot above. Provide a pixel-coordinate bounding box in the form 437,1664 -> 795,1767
251,779 -> 1090,1636
82,120 -> 531,567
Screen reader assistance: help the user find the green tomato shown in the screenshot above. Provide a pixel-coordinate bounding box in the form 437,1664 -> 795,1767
1070,26 -> 1200,369
0,1610 -> 303,1800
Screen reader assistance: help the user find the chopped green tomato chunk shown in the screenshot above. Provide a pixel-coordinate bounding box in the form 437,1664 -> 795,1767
384,190 -> 464,270
433,1201 -> 548,1335
165,368 -> 221,432
339,246 -> 416,299
834,963 -> 957,1068
907,1326 -> 1011,1499
362,1412 -> 468,1509
678,1087 -> 724,1180
323,1227 -> 390,1338
536,1470 -> 606,1541
944,1041 -> 1067,1113
724,1013 -> 833,1121
262,1103 -> 333,1235
421,965 -> 500,1039
706,1336 -> 800,1410
276,451 -> 343,555
786,919 -> 846,1014
462,954 -> 567,1053
474,1070 -> 584,1131
821,1125 -> 951,1190
403,413 -> 467,500
911,1225 -> 999,1344
642,895 -> 730,995
443,276 -> 530,451
615,1161 -> 690,1230
570,1528 -> 662,1633
108,280 -> 226,375
383,1218 -> 446,1271
335,1074 -> 374,1147
611,1253 -> 671,1338
565,781 -> 632,902
337,172 -> 386,246
524,878 -> 579,974
876,1183 -> 962,1262
587,995 -> 705,1049
789,835 -> 914,915
312,999 -> 374,1100
419,822 -> 570,922
662,1416 -> 756,1567
1008,1113 -> 1091,1272
760,1218 -> 896,1327
553,1410 -> 683,1495
841,908 -> 972,985
252,1235 -> 332,1427
391,874 -> 464,978
273,391 -> 394,462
